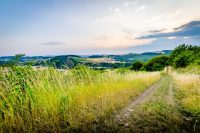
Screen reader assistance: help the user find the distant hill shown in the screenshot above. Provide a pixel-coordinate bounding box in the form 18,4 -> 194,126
47,55 -> 81,68
87,50 -> 172,63
0,50 -> 172,68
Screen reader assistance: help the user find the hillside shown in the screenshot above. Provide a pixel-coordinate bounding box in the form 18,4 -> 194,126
0,45 -> 200,132
0,50 -> 172,69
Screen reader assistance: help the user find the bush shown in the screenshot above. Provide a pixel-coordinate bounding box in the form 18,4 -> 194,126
130,61 -> 143,71
173,52 -> 192,68
142,55 -> 170,71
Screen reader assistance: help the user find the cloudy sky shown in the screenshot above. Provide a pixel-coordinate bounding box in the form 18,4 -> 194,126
0,0 -> 200,56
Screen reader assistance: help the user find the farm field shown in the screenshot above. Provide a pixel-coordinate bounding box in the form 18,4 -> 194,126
85,57 -> 120,63
0,66 -> 199,132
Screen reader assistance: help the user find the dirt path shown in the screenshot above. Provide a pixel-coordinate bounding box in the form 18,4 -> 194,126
112,75 -> 198,133
115,79 -> 161,125
95,75 -> 199,132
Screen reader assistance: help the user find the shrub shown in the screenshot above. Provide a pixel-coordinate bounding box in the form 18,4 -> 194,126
142,55 -> 169,71
173,52 -> 191,68
130,61 -> 143,71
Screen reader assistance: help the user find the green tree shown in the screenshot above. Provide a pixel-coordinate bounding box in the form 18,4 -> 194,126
173,51 -> 193,68
142,55 -> 169,71
5,53 -> 25,67
170,44 -> 188,64
130,61 -> 143,71
170,44 -> 200,68
14,53 -> 25,65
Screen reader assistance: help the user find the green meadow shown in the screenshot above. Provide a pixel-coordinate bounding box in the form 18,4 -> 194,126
0,44 -> 200,132
0,66 -> 160,132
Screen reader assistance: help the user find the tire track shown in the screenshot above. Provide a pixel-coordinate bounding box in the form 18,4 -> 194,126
167,83 -> 175,106
115,79 -> 161,125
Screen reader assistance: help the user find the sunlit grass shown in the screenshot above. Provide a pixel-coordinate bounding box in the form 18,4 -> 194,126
172,72 -> 200,117
125,76 -> 183,133
176,65 -> 200,75
0,66 -> 160,132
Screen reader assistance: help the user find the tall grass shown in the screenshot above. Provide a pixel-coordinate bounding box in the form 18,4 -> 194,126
122,76 -> 183,133
176,65 -> 200,75
0,66 -> 160,132
172,71 -> 200,128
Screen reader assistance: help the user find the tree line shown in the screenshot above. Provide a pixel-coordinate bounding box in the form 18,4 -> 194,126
1,44 -> 199,71
131,44 -> 200,71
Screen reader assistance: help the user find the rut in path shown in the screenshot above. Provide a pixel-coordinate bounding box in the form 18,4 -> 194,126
167,83 -> 175,106
113,76 -> 199,132
115,79 -> 161,123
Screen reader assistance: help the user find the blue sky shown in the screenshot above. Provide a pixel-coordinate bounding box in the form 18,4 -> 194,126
0,0 -> 200,56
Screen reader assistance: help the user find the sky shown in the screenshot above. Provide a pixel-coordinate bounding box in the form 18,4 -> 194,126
0,0 -> 200,56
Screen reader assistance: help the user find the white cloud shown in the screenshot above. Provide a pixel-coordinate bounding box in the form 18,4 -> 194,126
91,34 -> 154,49
184,36 -> 190,39
1,0 -> 200,55
168,10 -> 182,19
168,37 -> 177,39
135,5 -> 146,12
123,1 -> 136,7
115,8 -> 120,12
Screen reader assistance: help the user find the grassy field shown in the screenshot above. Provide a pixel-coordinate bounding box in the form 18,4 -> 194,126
0,66 -> 160,132
116,76 -> 184,132
175,65 -> 200,75
172,71 -> 200,131
111,68 -> 200,133
85,57 -> 119,63
0,65 -> 200,132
